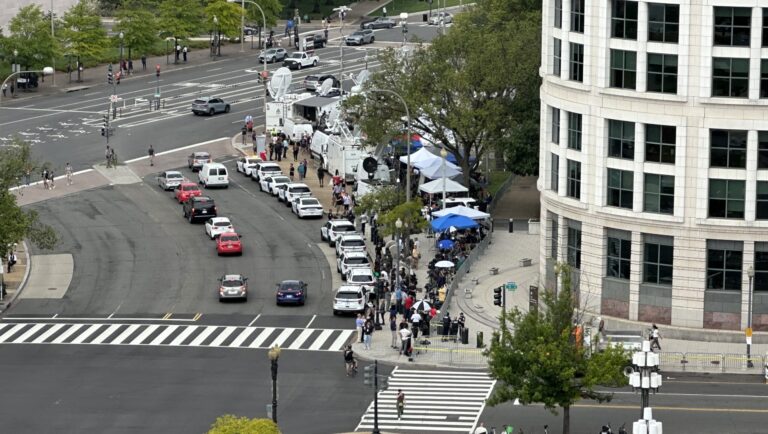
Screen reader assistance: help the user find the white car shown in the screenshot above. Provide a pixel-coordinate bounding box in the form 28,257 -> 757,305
428,12 -> 453,25
292,197 -> 324,218
205,217 -> 234,239
332,285 -> 367,315
346,268 -> 376,288
280,183 -> 312,205
250,162 -> 282,182
320,220 -> 357,247
236,156 -> 261,176
335,234 -> 366,257
337,251 -> 371,278
157,170 -> 184,190
260,175 -> 291,195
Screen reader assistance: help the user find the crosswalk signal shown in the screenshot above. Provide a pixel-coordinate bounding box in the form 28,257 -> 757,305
155,64 -> 161,77
493,286 -> 504,308
363,364 -> 374,387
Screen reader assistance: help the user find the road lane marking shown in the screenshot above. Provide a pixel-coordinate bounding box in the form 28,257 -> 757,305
230,327 -> 256,347
169,325 -> 199,346
14,324 -> 47,343
90,324 -> 123,344
329,329 -> 355,351
32,324 -> 66,343
305,315 -> 317,328
51,324 -> 84,343
287,329 -> 316,350
573,403 -> 768,413
111,324 -> 142,344
188,326 -> 218,346
209,326 -> 237,347
149,325 -> 180,345
249,327 -> 276,348
129,325 -> 160,345
267,328 -> 295,348
70,324 -> 104,344
247,314 -> 261,327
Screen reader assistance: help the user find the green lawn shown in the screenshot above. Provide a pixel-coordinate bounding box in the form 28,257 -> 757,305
281,0 -> 351,22
368,0 -> 466,16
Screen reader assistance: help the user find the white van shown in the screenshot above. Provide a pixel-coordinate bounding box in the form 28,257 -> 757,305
198,162 -> 229,188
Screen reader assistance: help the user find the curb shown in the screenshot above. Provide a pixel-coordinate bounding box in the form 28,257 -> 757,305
0,240 -> 31,315
353,348 -> 487,370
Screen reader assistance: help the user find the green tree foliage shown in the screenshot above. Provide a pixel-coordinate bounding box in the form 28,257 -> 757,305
486,265 -> 628,434
2,5 -> 58,70
204,0 -> 246,38
0,139 -> 58,256
355,185 -> 405,217
376,199 -> 427,238
157,0 -> 205,41
207,415 -> 280,434
113,8 -> 159,59
60,0 -> 109,63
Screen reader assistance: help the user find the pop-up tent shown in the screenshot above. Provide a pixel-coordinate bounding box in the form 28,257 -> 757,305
432,205 -> 490,220
399,147 -> 441,166
419,158 -> 462,179
430,214 -> 479,232
419,178 -> 469,194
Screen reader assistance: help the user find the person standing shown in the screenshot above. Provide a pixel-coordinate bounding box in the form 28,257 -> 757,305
297,160 -> 306,180
48,169 -> 55,189
141,54 -> 147,71
182,46 -> 188,62
7,251 -> 17,273
389,313 -> 398,349
355,314 -> 364,343
2,83 -> 6,97
650,324 -> 662,351
105,145 -> 112,168
362,319 -> 374,350
65,163 -> 73,186
128,59 -> 133,74
41,167 -> 49,190
399,325 -> 412,356
289,163 -> 295,180
410,310 -> 422,340
148,144 -> 155,166
317,167 -> 325,186
396,389 -> 406,420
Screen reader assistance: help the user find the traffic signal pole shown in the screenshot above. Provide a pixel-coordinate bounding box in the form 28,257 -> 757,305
493,285 -> 505,310
364,360 -> 382,434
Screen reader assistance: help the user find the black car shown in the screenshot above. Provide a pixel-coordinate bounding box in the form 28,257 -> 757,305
183,196 -> 217,223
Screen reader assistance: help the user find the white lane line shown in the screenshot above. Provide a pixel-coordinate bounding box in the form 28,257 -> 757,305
305,314 -> 316,329
207,68 -> 223,71
169,325 -> 198,346
90,324 -> 123,344
328,329 -> 355,351
267,328 -> 295,348
110,324 -> 142,344
229,327 -> 256,347
308,329 -> 334,350
188,326 -> 218,346
123,137 -> 229,163
13,323 -> 47,343
287,329 -> 316,350
249,327 -> 277,348
128,324 -> 160,345
70,324 -> 104,344
208,326 -> 237,347
149,325 -> 180,345
31,323 -> 66,343
51,324 -> 84,343
247,314 -> 261,327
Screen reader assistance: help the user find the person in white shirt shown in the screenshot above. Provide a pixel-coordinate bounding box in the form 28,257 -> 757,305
399,327 -> 412,356
410,311 -> 422,339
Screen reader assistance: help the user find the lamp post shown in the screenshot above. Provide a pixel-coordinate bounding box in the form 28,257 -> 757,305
395,218 -> 403,291
440,147 -> 448,209
747,265 -> 755,368
229,0 -> 268,131
119,32 -> 124,75
400,12 -> 409,46
268,345 -> 281,424
50,0 -> 56,87
0,67 -> 54,106
13,50 -> 18,73
213,15 -> 220,58
333,5 -> 352,94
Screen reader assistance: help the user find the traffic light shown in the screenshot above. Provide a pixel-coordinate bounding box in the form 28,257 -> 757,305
493,286 -> 504,307
363,364 -> 374,387
155,64 -> 161,77
101,114 -> 109,136
107,64 -> 113,85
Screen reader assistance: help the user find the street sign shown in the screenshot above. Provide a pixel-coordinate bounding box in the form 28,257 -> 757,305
109,94 -> 118,103
505,282 -> 517,291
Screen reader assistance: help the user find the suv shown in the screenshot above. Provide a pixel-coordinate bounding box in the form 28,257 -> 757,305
280,183 -> 312,205
320,220 -> 357,246
157,170 -> 184,190
361,17 -> 396,29
251,162 -> 282,182
259,48 -> 287,63
337,251 -> 371,278
191,97 -> 231,116
183,196 -> 217,223
335,234 -> 367,257
345,29 -> 374,45
346,268 -> 375,287
333,285 -> 367,315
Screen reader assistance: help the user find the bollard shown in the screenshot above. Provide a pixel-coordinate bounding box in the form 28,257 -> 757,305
461,327 -> 469,344
476,331 -> 484,348
508,218 -> 514,233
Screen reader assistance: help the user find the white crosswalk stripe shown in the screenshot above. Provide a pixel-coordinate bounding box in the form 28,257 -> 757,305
0,322 -> 354,352
355,368 -> 496,433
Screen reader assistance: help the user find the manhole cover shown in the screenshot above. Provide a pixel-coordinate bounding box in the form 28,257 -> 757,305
48,287 -> 58,291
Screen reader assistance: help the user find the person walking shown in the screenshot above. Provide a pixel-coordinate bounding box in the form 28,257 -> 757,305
141,54 -> 147,71
7,251 -> 17,273
389,313 -> 399,349
410,310 -> 422,340
48,169 -> 55,189
292,143 -> 299,161
182,46 -> 188,62
289,163 -> 295,180
105,145 -> 112,168
41,167 -> 49,190
148,144 -> 155,166
396,389 -> 406,420
650,324 -> 662,351
65,163 -> 73,186
399,325 -> 412,356
282,137 -> 289,159
297,160 -> 306,180
362,319 -> 374,350
2,83 -> 6,97
317,167 -> 325,187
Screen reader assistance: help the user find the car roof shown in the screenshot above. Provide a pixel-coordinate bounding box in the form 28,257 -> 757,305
330,220 -> 355,226
260,162 -> 281,168
192,195 -> 213,201
219,231 -> 239,237
340,234 -> 364,240
300,196 -> 320,202
280,279 -> 303,285
348,267 -> 373,275
165,170 -> 183,175
203,162 -> 226,167
343,251 -> 368,258
336,285 -> 364,293
287,183 -> 309,188
223,274 -> 244,280
209,216 -> 230,223
192,151 -> 210,156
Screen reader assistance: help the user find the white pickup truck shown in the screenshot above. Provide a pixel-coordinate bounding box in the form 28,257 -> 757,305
282,51 -> 319,70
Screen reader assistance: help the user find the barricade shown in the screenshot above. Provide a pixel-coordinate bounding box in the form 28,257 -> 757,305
412,338 -> 486,367
657,352 -> 767,374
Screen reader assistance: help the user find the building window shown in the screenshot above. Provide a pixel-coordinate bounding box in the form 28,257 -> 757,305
648,3 -> 679,43
610,49 -> 637,89
607,168 -> 634,209
553,38 -> 562,76
643,240 -> 673,285
571,0 -> 584,33
757,182 -> 768,220
645,124 -> 675,164
567,226 -> 582,269
647,53 -> 677,94
714,7 -> 751,46
567,159 -> 581,199
710,129 -> 747,168
712,57 -> 749,98
761,60 -> 768,98
754,246 -> 768,291
554,0 -> 562,28
551,107 -> 560,144
706,241 -> 743,291
568,112 -> 582,151
611,0 -> 638,39
606,231 -> 631,279
551,153 -> 560,192
644,174 -> 674,214
709,179 -> 745,219
759,131 -> 768,168
550,216 -> 559,259
569,43 -> 584,82
764,9 -> 768,46
608,120 -> 635,160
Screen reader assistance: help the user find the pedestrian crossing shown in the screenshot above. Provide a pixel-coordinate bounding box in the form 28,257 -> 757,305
355,368 -> 495,433
0,322 -> 354,352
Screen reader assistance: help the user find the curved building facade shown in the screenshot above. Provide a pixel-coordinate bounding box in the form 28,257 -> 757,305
539,0 -> 768,330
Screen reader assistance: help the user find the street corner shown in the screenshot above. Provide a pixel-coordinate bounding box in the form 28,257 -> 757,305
92,163 -> 143,185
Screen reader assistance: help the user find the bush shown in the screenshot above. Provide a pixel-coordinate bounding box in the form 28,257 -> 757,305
207,415 -> 280,434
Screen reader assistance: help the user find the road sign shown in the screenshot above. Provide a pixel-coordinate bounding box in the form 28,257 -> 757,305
109,94 -> 118,103
505,282 -> 517,291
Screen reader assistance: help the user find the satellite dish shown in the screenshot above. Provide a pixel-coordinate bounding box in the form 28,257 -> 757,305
268,67 -> 293,100
318,78 -> 334,96
355,70 -> 370,86
362,157 -> 378,174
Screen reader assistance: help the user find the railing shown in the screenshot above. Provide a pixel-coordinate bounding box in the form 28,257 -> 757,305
658,351 -> 767,374
437,231 -> 493,323
412,338 -> 487,367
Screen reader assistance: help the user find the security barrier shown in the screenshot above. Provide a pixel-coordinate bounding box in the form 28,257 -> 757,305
412,339 -> 487,366
657,351 -> 767,374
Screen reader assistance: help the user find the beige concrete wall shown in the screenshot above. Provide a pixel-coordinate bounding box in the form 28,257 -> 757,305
1,0 -> 79,33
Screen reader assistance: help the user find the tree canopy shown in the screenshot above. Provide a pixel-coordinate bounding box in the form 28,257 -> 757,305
113,8 -> 159,58
157,0 -> 206,41
60,0 -> 109,62
204,0 -> 246,38
207,415 -> 280,434
2,5 -> 58,71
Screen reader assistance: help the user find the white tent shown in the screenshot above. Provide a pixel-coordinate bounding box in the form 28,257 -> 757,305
399,148 -> 441,166
432,205 -> 491,220
419,177 -> 469,194
419,158 -> 462,178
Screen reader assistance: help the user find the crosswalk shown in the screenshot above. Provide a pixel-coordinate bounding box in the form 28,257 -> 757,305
355,368 -> 495,433
0,322 -> 354,352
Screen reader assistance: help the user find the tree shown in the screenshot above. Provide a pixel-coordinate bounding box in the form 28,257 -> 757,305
376,199 -> 427,238
204,0 -> 246,39
157,0 -> 205,45
60,0 -> 108,66
207,415 -> 280,434
355,185 -> 405,217
486,265 -> 628,434
0,138 -> 58,257
113,8 -> 158,60
2,5 -> 58,71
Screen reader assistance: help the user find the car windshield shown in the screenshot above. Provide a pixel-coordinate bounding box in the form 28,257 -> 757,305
222,279 -> 243,287
168,173 -> 183,179
302,199 -> 320,206
195,153 -> 210,159
291,187 -> 310,193
182,185 -> 198,191
336,292 -> 362,300
263,167 -> 281,172
288,53 -> 303,59
279,281 -> 302,291
214,221 -> 231,227
265,49 -> 276,54
273,177 -> 290,183
194,198 -> 212,205
220,235 -> 239,242
351,275 -> 372,283
346,257 -> 369,265
344,239 -> 365,247
336,225 -> 355,232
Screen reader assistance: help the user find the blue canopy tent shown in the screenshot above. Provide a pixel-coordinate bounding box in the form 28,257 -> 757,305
430,214 -> 479,232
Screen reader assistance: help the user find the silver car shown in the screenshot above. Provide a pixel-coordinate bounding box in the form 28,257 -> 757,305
361,17 -> 396,29
259,48 -> 287,63
157,170 -> 184,190
428,12 -> 453,25
191,97 -> 230,116
345,29 -> 374,46
218,274 -> 248,302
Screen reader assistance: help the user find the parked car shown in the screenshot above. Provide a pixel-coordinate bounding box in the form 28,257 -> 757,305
320,220 -> 357,246
188,151 -> 211,172
335,234 -> 367,257
158,170 -> 184,190
259,48 -> 287,63
361,17 -> 396,29
428,12 -> 453,25
218,274 -> 248,301
205,216 -> 234,239
275,280 -> 308,305
260,175 -> 291,195
216,232 -> 243,256
345,29 -> 374,45
332,285 -> 367,315
311,33 -> 327,48
236,156 -> 262,176
291,197 -> 324,218
346,268 -> 375,287
191,97 -> 230,116
174,182 -> 202,203
243,25 -> 258,35
280,183 -> 312,205
183,196 -> 217,223
251,162 -> 282,182
337,251 -> 371,279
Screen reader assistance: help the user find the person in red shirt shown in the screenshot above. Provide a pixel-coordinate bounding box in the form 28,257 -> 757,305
404,294 -> 414,312
332,169 -> 342,186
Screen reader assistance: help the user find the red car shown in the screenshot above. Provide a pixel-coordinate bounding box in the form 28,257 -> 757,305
216,232 -> 243,256
175,182 -> 202,203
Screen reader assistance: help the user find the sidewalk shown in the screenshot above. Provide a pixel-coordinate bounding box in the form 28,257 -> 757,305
0,241 -> 30,313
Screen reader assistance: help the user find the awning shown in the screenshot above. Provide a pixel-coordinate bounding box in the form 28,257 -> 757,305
419,178 -> 468,194
294,96 -> 340,108
432,205 -> 490,220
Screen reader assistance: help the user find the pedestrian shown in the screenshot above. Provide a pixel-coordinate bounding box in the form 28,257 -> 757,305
1,83 -> 6,97
411,245 -> 420,270
293,143 -> 299,161
650,324 -> 662,351
363,319 -> 374,350
7,251 -> 17,273
148,144 -> 155,166
410,310 -> 422,340
474,422 -> 489,434
105,145 -> 112,168
389,313 -> 399,349
396,389 -> 406,420
141,54 -> 147,71
175,44 -> 181,62
297,161 -> 306,180
128,59 -> 133,75
65,163 -> 73,186
182,46 -> 188,62
268,141 -> 274,160
317,167 -> 325,186
48,168 -> 55,189
282,137 -> 289,159
399,325 -> 412,356
289,163 -> 295,180
356,314 -> 364,343
41,167 -> 49,190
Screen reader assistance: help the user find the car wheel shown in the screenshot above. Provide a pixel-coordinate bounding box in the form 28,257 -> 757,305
188,214 -> 194,223
224,105 -> 230,113
313,60 -> 317,67
333,310 -> 338,315
297,63 -> 302,70
341,273 -> 347,281
370,37 -> 375,43
209,108 -> 215,116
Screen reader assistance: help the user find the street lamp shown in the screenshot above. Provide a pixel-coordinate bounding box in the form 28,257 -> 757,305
268,345 -> 281,424
13,50 -> 18,73
0,66 -> 53,105
119,32 -> 124,68
440,147 -> 448,209
400,12 -> 409,46
333,5 -> 352,94
229,0 -> 268,132
213,15 -> 220,58
747,265 -> 755,368
395,218 -> 403,292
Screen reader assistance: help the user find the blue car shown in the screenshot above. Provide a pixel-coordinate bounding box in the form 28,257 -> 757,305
275,280 -> 308,305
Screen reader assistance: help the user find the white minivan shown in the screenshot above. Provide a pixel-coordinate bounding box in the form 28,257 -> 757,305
199,162 -> 229,188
